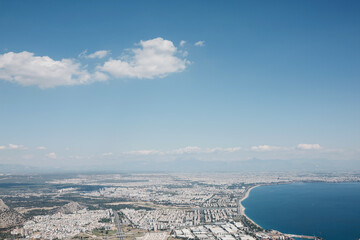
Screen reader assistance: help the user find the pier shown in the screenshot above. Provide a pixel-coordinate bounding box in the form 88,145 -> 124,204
286,233 -> 323,239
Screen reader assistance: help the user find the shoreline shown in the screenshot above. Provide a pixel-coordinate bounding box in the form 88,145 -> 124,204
239,185 -> 262,229
238,183 -> 328,240
239,185 -> 258,215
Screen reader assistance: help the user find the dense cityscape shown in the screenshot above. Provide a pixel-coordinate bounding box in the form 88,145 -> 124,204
1,172 -> 358,239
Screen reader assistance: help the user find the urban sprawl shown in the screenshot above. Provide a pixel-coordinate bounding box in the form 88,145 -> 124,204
1,172 -> 359,240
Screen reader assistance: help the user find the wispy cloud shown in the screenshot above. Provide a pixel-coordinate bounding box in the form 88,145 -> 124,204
124,150 -> 164,155
194,40 -> 205,47
124,146 -> 242,156
85,50 -> 110,59
37,146 -> 46,150
102,152 -> 113,157
0,144 -> 27,150
250,144 -> 323,152
297,143 -> 322,150
46,152 -> 57,159
179,40 -> 186,47
9,144 -> 27,150
251,145 -> 287,152
170,146 -> 242,154
171,146 -> 202,154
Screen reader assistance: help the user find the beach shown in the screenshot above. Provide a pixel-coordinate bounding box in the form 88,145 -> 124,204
239,185 -> 262,228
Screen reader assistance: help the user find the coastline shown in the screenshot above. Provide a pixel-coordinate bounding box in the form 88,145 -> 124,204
238,182 -> 349,240
239,185 -> 262,229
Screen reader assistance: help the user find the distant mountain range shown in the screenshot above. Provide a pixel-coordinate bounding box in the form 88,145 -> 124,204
109,158 -> 360,172
1,158 -> 360,174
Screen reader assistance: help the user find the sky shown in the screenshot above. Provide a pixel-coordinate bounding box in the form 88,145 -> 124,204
0,0 -> 359,170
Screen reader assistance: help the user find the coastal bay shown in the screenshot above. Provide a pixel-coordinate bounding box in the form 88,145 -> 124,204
242,182 -> 360,240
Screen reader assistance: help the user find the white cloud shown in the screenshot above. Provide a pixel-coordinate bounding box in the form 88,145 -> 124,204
8,144 -> 20,149
171,146 -> 202,154
46,152 -> 57,159
171,146 -> 241,154
125,150 -> 163,155
194,41 -> 205,47
0,38 -> 189,88
251,145 -> 285,151
93,71 -> 109,81
0,144 -> 27,150
102,152 -> 113,157
99,37 -> 189,79
250,143 -> 323,151
78,50 -> 88,58
220,147 -> 242,153
37,146 -> 46,150
180,40 -> 186,47
297,144 -> 322,150
0,51 -> 93,88
86,50 -> 110,59
124,146 -> 242,156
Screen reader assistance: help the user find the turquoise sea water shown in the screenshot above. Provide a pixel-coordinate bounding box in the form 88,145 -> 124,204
242,182 -> 360,240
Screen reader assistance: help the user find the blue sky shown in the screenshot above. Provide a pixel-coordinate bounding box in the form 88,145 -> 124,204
0,0 -> 359,168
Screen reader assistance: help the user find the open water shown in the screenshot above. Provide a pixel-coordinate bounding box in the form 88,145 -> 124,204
242,182 -> 360,240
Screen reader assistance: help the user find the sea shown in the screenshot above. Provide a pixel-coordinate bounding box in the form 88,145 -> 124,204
242,182 -> 360,240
